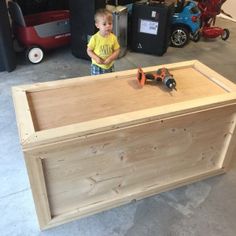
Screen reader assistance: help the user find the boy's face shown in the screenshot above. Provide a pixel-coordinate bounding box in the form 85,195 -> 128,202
95,15 -> 113,37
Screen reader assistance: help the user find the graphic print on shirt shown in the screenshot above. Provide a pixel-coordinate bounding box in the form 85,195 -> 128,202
99,44 -> 112,58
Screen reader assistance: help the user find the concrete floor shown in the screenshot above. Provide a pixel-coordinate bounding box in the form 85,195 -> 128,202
0,18 -> 236,236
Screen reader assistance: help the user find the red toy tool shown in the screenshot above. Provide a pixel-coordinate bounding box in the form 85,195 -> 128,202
137,67 -> 177,90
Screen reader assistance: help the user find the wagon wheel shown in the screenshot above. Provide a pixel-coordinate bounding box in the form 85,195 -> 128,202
221,29 -> 230,41
26,46 -> 44,64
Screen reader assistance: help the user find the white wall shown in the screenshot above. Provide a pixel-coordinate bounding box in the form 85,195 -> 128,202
222,0 -> 236,19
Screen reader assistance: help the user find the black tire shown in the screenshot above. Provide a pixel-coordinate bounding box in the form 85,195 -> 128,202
26,46 -> 44,64
221,28 -> 230,41
191,32 -> 201,42
170,26 -> 189,48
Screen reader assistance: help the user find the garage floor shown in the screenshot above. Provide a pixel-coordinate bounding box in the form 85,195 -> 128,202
1,18 -> 236,236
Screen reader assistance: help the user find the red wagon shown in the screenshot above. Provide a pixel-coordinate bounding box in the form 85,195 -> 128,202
8,1 -> 71,64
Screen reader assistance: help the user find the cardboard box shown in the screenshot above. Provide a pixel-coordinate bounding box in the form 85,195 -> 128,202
12,60 -> 236,229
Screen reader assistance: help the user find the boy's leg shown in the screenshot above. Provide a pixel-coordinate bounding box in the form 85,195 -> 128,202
91,64 -> 102,75
106,65 -> 114,73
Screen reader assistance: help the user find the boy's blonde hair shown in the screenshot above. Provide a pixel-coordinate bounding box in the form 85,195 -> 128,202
94,8 -> 112,23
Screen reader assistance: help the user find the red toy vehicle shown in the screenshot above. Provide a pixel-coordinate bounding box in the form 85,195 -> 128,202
197,0 -> 230,40
8,1 -> 71,64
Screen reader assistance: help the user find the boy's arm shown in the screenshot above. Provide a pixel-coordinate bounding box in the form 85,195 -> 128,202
103,48 -> 120,65
103,35 -> 120,65
87,47 -> 104,64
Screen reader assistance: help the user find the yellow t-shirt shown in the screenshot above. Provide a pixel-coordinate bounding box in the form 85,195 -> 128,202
87,32 -> 120,70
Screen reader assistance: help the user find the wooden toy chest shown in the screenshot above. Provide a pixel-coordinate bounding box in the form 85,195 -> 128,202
12,60 -> 236,229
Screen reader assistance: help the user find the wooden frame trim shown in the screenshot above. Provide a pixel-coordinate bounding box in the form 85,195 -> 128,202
13,60 -> 236,93
39,167 -> 224,229
12,87 -> 35,144
194,61 -> 236,92
219,112 -> 236,171
20,94 -> 236,149
24,154 -> 52,228
12,60 -> 197,92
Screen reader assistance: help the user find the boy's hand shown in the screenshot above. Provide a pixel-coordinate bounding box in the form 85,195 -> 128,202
87,48 -> 104,64
103,49 -> 120,65
95,57 -> 104,64
103,58 -> 112,65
